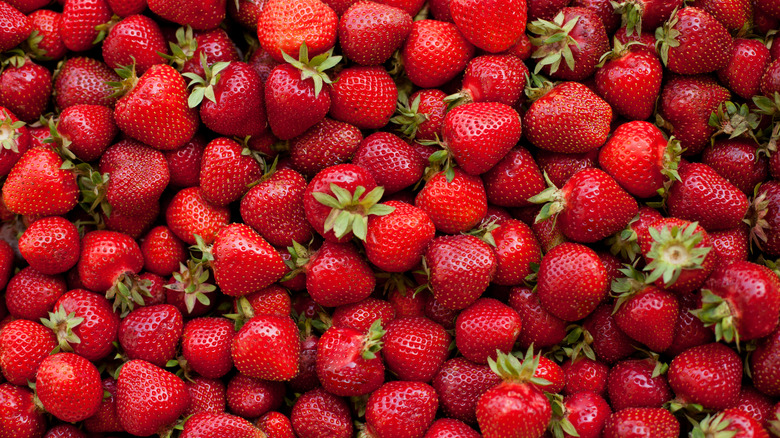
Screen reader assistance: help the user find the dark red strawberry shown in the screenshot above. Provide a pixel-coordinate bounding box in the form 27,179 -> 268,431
668,342 -> 742,410
702,139 -> 768,195
290,388 -> 352,438
226,374 -> 284,418
549,391 -> 612,438
198,137 -> 262,206
450,54 -> 528,107
339,1 -> 412,65
750,326 -> 780,397
352,132 -> 426,194
0,319 -> 57,385
718,38 -> 771,99
82,377 -> 126,433
53,57 -> 120,110
607,358 -> 673,411
602,408 -> 679,438
183,376 -> 226,417
102,14 -> 168,74
165,135 -> 206,188
289,118 -> 363,178
508,286 -> 568,350
433,357 -> 503,423
181,412 -> 265,438
0,2 -> 31,52
106,0 -> 147,17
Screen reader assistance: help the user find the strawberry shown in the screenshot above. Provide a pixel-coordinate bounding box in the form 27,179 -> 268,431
483,147 -> 546,208
415,169 -> 488,234
43,289 -> 120,362
364,200 -> 435,273
433,357 -> 503,423
167,27 -> 242,77
289,332 -> 320,393
598,121 -> 681,198
450,0 -> 526,52
709,226 -> 749,262
53,57 -> 120,110
612,268 -> 678,352
750,326 -> 780,397
703,139 -> 768,195
561,357 -> 610,396
226,374 -> 285,418
689,0 -> 751,30
0,2 -> 31,52
257,411 -> 296,438
4,0 -> 49,14
655,7 -> 732,75
231,314 -> 300,381
147,0 -> 226,30
425,419 -> 481,438
165,186 -> 231,245
106,0 -> 147,17
4,267 -> 67,321
364,381 -> 439,438
198,138 -> 263,206
391,89 -> 448,141
382,316 -> 451,382
535,149 -> 599,188
0,59 -> 52,123
548,391 -> 612,438
289,118 -> 363,178
0,107 -> 30,176
35,352 -> 102,422
667,161 -> 748,231
0,319 -> 57,385
691,410 -> 771,438
118,304 -> 183,367
352,132 -> 426,194
455,298 -> 521,365
187,61 -> 267,138
290,388 -> 353,438
731,387 -> 774,426
749,181 -> 780,256
401,19 -> 475,88
529,7 -> 610,81
257,0 -> 338,63
329,66 -> 397,129
602,407 -> 679,438
488,219 -> 542,286
339,2 -> 411,66
53,104 -> 118,162
332,298 -> 396,332
536,242 -> 609,321
60,0 -> 112,52
530,168 -> 638,243
298,240 -> 375,307
165,135 -> 206,188
116,359 -> 190,436
140,225 -> 187,277
762,59 -> 780,96
0,384 -> 46,438
523,79 -> 612,154
607,359 -> 673,411
182,412 -> 265,438
184,376 -> 226,417
18,216 -> 80,275
476,349 -> 552,438
315,320 -> 386,396
661,76 -> 730,155
424,234 -> 497,311
668,342 -> 742,410
102,14 -> 168,74
718,38 -> 771,100
508,286 -> 568,350
450,54 -> 528,107
2,146 -> 78,216
611,0 -> 680,35
112,63 -> 199,151
695,261 -> 780,344
228,0 -> 264,28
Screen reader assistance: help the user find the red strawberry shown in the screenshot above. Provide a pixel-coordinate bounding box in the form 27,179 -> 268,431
102,14 -> 168,74
353,132 -> 426,194
116,359 -> 191,436
0,107 -> 30,177
166,187 -> 231,245
118,304 -> 183,367
415,169 -> 488,234
607,359 -> 673,411
2,146 -> 78,216
374,0 -> 425,15
433,357 -> 503,423
488,219 -> 543,285
226,374 -> 285,418
602,408 -> 679,438
455,298 -> 521,364
290,388 -> 353,438
483,147 -> 546,208
329,66 -> 397,130
561,357 -> 610,396
718,38 -> 771,99
655,7 -> 732,74
524,80 -> 612,154
536,242 -> 609,321
689,0 -> 751,30
54,104 -> 118,162
391,88 -> 448,141
668,343 -> 742,410
264,61 -> 333,141
184,376 -> 226,417
365,381 -> 439,438
165,135 -> 206,188
53,57 -> 120,110
60,0 -> 112,52
339,1 -> 412,65
289,118 -> 363,178
18,216 -> 79,275
257,0 -> 338,63
112,64 -> 198,151
750,326 -> 780,397
549,391 -> 612,438
452,54 -> 528,107
140,225 -> 187,277
228,0 -> 264,28
0,59 -> 52,123
231,314 -> 300,381
0,319 -> 57,385
256,411 -> 296,438
595,39 -> 663,121
382,316 -> 451,382
364,200 -> 436,273
691,410 -> 770,438
5,267 -> 67,321
315,321 -> 386,396
709,226 -> 749,263
0,2 -> 30,52
401,19 -> 475,88
198,138 -> 263,206
36,352 -> 102,422
169,27 -> 242,77
425,419 -> 481,438
450,0 -> 526,52
660,75 -> 730,155
702,139 -> 768,195
749,181 -> 780,256
301,240 -> 375,307
0,384 -> 46,438
424,234 -> 497,311
332,298 -> 396,332
508,286 -> 568,349
181,412 -> 265,438
106,0 -> 147,17
147,0 -> 226,30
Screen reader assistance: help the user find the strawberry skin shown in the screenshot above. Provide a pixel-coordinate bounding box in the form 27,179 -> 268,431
656,7 -> 732,75
147,0 -> 226,30
0,2 -> 31,52
231,314 -> 300,381
257,0 -> 338,63
365,200 -> 436,273
425,234 -> 497,311
415,169 -> 488,234
199,62 -> 267,138
329,66 -> 397,130
668,343 -> 742,410
36,352 -> 103,423
2,146 -> 78,216
595,45 -> 663,121
365,381 -> 439,438
199,138 -> 263,207
450,0 -> 527,52
0,319 -> 57,385
338,1 -> 412,66
181,412 -> 265,438
402,19 -> 475,88
602,408 -> 680,438
750,326 -> 780,397
306,240 -> 376,307
0,384 -> 46,438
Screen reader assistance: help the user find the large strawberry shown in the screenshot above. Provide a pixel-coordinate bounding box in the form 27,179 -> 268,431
415,169 -> 488,234
450,0 -> 527,52
60,0 -> 112,52
365,201 -> 436,273
289,118 -> 363,178
352,131 -> 426,194
451,54 -> 529,107
2,146 -> 78,216
53,56 -> 120,110
338,1 -> 412,65
166,186 -> 231,245
291,388 -> 353,438
231,314 -> 300,381
35,352 -> 103,423
257,0 -> 338,63
456,298 -> 521,365
667,343 -> 741,410
364,381 -> 439,438
0,59 -> 52,123
0,2 -> 30,52
0,319 -> 57,385
655,6 -> 732,74
147,0 -> 226,30
329,66 -> 397,130
382,316 -> 451,382
198,137 -> 263,207
118,304 -> 184,367
101,14 -> 168,74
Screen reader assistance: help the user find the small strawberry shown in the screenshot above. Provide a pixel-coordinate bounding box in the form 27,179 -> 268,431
165,186 -> 231,245
450,54 -> 529,107
655,7 -> 732,75
450,0 -> 527,52
382,316 -> 451,382
483,147 -> 546,208
352,131 -> 426,195
455,298 -> 521,365
415,169 -> 488,234
289,118 -> 363,178
4,267 -> 67,321
548,391 -> 612,438
425,419 -> 481,438
339,1 -> 412,65
106,0 -> 147,17
35,352 -> 102,422
329,66 -> 397,130
231,314 -> 300,381
165,135 -> 206,188
602,408 -> 679,438
390,89 -> 447,141
0,58 -> 52,123
364,200 -> 436,273
290,388 -> 353,438
488,219 -> 543,286
226,374 -> 285,418
702,139 -> 768,195
364,381 -> 439,438
198,137 -> 263,207
749,326 -> 780,397
140,225 -> 187,277
2,146 -> 78,216
433,357 -> 503,423
118,304 -> 183,367
257,0 -> 338,63
718,38 -> 771,99
607,358 -> 673,411
0,319 -> 57,385
315,320 -> 386,396
401,19 -> 475,88
668,342 -> 742,410
147,0 -> 226,30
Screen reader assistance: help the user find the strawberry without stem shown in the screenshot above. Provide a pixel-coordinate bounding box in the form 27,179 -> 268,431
402,19 -> 475,88
364,381 -> 439,438
450,0 -> 527,53
0,319 -> 57,385
148,0 -> 225,30
382,316 -> 451,382
364,200 -> 435,273
2,146 -> 78,216
231,314 -> 300,381
257,0 -> 338,63
339,1 -> 412,66
35,352 -> 102,423
0,385 -> 43,438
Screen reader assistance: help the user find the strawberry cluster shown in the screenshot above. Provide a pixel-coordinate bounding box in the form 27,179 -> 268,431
0,0 -> 779,437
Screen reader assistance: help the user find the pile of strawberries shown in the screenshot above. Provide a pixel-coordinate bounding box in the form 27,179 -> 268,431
1,0 -> 780,436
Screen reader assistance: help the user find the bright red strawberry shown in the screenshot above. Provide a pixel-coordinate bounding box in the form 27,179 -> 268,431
524,80 -> 612,153
140,226 -> 187,277
147,0 -> 226,30
709,226 -> 749,262
531,168 -> 638,243
53,57 -> 120,110
257,411 -> 296,438
364,200 -> 435,273
257,0 -> 338,62
607,359 -> 673,411
301,240 -> 375,307
509,286 -> 568,349
365,381 -> 439,438
181,412 -> 264,438
536,242 -> 609,321
561,357 -> 610,396
226,374 -> 285,418
656,7 -> 732,74
329,66 -> 397,130
106,0 -> 147,17
667,161 -> 748,231
455,298 -> 521,364
184,376 -> 226,417
315,321 -> 386,396
352,132 -> 425,194
112,63 -> 198,151
482,147 -> 546,208
433,357 -> 503,423
2,146 -> 78,216
165,135 -> 206,188
451,54 -> 528,107
102,14 -> 168,74
488,219 -> 542,285
718,38 -> 771,99
18,216 -> 79,275
36,352 -> 102,422
391,88 -> 447,141
382,316 -> 451,382
548,391 -> 612,438
750,326 -> 780,397
702,139 -> 767,195
425,419 -> 481,438
198,138 -> 263,206
290,388 -> 353,438
0,319 -> 57,385
54,104 -> 118,162
43,289 -> 120,362
450,0 -> 526,52
602,407 -> 680,438
168,27 -> 242,77
231,314 -> 300,381
332,298 -> 395,332
289,118 -> 363,177
116,359 -> 190,436
668,342 -> 742,410
118,304 -> 183,367
4,267 -> 67,321
415,169 -> 488,234
660,75 -> 730,155
166,186 -> 231,245
374,0 -> 425,15
60,0 -> 112,52
0,384 -> 45,438
339,1 -> 412,65
264,62 -> 333,141
0,2 -> 31,52
0,59 -> 51,123
401,19 -> 475,88
424,234 -> 497,311
691,409 -> 770,438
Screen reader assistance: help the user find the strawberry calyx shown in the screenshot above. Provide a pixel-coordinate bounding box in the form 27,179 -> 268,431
659,136 -> 683,193
280,240 -> 313,283
547,393 -> 581,438
708,101 -> 760,144
161,26 -> 198,71
769,412 -> 780,437
491,347 -> 551,386
643,221 -> 711,288
442,89 -> 473,110
524,73 -> 555,102
528,11 -> 582,76
548,325 -> 596,363
165,259 -> 217,315
390,91 -> 429,140
756,123 -> 780,160
1,48 -> 28,70
281,42 -> 342,98
688,412 -> 738,438
106,272 -> 153,317
607,213 -> 641,261
691,289 -> 740,345
107,62 -> 139,99
752,91 -> 780,119
165,356 -> 195,382
0,109 -> 25,153
183,54 -> 231,108
665,399 -> 705,415
529,171 -> 566,226
24,30 -> 49,61
224,296 -> 256,330
465,221 -> 500,247
40,307 -> 85,354
597,37 -> 640,67
611,264 -> 647,313
92,14 -> 121,45
744,185 -> 770,251
654,8 -> 681,66
361,319 -> 385,360
312,183 -> 395,241
611,0 -> 645,36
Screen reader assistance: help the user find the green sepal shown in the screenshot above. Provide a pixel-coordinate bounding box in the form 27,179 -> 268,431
610,263 -> 647,314
489,346 -> 550,386
0,109 -> 25,153
528,12 -> 581,75
654,8 -> 681,66
708,101 -> 760,144
361,318 -> 385,360
313,184 -> 395,241
690,289 -> 739,345
529,171 -> 564,225
611,0 -> 644,37
643,221 -> 711,287
390,92 -> 429,140
164,260 -> 216,315
281,42 -> 341,98
40,308 -> 85,353
689,413 -> 738,438
105,273 -> 152,317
